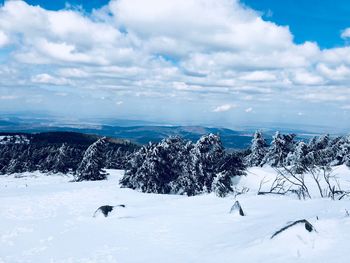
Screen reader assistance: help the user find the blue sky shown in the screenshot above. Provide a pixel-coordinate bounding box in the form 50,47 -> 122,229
18,0 -> 110,12
1,0 -> 350,132
243,0 -> 350,49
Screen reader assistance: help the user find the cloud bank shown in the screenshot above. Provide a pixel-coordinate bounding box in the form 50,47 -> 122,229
1,0 -> 350,128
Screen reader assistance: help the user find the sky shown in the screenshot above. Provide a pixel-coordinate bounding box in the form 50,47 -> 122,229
1,0 -> 350,131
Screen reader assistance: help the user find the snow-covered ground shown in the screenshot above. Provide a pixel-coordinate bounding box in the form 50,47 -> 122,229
1,167 -> 350,263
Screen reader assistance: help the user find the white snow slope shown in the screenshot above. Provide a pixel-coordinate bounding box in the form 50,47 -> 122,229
1,167 -> 350,263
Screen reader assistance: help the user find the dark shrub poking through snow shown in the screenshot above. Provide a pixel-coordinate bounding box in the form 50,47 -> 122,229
94,205 -> 114,217
93,204 -> 126,217
271,219 -> 316,239
229,201 -> 245,216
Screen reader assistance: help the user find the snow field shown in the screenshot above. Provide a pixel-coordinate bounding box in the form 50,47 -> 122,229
1,167 -> 350,262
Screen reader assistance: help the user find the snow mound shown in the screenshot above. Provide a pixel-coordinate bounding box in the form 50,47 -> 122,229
270,220 -> 318,255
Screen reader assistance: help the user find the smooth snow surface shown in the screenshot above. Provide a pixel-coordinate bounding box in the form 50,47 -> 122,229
1,167 -> 350,262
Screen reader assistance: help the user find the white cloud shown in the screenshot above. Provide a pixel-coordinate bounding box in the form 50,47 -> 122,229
321,47 -> 350,66
243,95 -> 253,100
341,28 -> 350,39
57,68 -> 88,78
173,82 -> 202,91
0,1 -> 137,66
111,0 -> 293,54
213,104 -> 236,112
37,40 -> 93,64
239,71 -> 276,82
0,30 -> 8,47
341,105 -> 350,110
316,63 -> 350,81
31,73 -> 70,85
0,95 -> 17,100
245,107 -> 253,113
55,92 -> 68,97
300,93 -> 347,102
292,71 -> 324,85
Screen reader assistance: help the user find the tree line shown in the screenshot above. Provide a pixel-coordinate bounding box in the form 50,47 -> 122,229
0,136 -> 135,176
244,131 -> 350,170
120,131 -> 350,197
2,130 -> 350,197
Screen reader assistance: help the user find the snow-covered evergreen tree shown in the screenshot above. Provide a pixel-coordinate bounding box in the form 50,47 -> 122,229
211,172 -> 232,197
120,134 -> 244,197
5,146 -> 32,174
120,144 -> 149,189
105,147 -> 123,169
38,146 -> 57,172
245,131 -> 267,167
52,143 -> 71,174
308,134 -> 330,152
5,158 -> 23,174
306,134 -> 338,166
75,137 -> 108,181
136,141 -> 173,193
192,133 -> 225,192
0,133 -> 135,175
286,141 -> 310,173
171,141 -> 201,196
262,132 -> 296,167
122,137 -> 191,194
212,153 -> 246,197
330,135 -> 350,166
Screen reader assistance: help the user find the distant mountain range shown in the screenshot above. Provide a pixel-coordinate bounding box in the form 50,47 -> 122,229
0,115 -> 324,149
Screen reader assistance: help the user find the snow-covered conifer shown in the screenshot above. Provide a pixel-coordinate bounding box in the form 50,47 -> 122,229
308,134 -> 330,152
262,132 -> 296,167
212,153 -> 246,197
287,141 -> 310,173
245,131 -> 267,167
52,143 -> 70,173
120,134 -> 244,197
192,133 -> 225,191
75,137 -> 108,181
